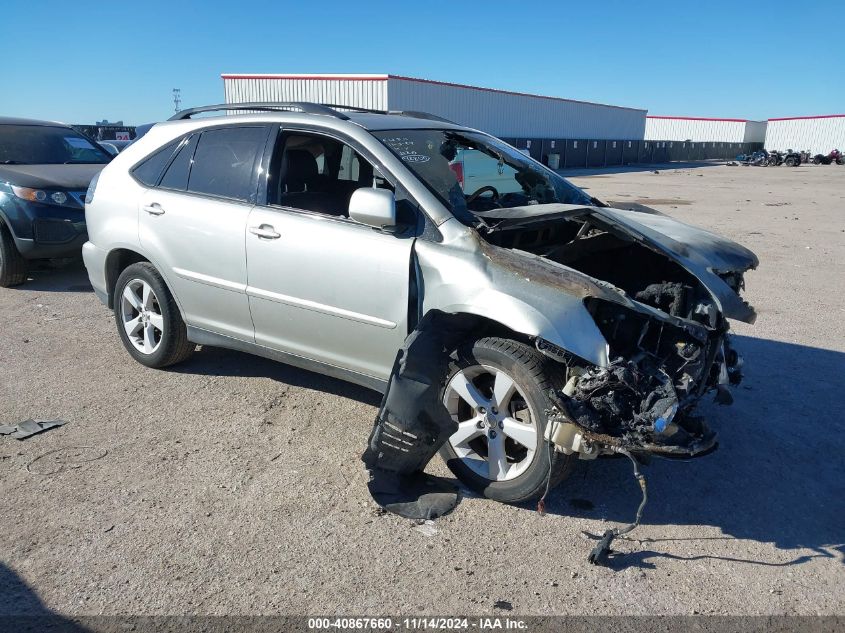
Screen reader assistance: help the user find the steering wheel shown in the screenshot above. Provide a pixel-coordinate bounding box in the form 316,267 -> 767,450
466,185 -> 500,205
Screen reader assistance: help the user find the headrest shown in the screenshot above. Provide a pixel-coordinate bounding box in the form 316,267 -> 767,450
282,149 -> 318,191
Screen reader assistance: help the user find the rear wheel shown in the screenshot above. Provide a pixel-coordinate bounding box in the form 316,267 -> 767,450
114,262 -> 194,368
785,157 -> 796,167
439,337 -> 575,504
0,222 -> 27,287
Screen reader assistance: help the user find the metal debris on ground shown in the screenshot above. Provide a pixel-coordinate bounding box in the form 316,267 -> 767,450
413,520 -> 438,537
0,419 -> 67,440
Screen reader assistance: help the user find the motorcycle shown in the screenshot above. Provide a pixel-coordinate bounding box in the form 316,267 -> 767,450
749,150 -> 768,166
782,149 -> 802,167
767,150 -> 783,166
812,149 -> 844,165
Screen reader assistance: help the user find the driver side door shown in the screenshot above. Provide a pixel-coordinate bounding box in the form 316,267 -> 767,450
245,129 -> 415,382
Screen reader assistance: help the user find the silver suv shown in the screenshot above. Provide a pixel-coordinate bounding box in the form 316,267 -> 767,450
83,103 -> 757,504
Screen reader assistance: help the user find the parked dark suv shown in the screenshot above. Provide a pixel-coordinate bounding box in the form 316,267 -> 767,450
0,117 -> 112,286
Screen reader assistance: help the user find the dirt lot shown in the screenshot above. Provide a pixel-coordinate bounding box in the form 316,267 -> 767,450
1,163 -> 843,618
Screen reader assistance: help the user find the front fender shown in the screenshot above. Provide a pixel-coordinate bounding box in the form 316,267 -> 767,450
435,289 -> 609,367
415,228 -> 610,367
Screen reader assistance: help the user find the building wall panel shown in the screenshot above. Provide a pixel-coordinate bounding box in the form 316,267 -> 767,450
386,77 -> 646,139
645,116 -> 753,142
764,116 -> 845,154
223,75 -> 389,111
222,74 -> 646,140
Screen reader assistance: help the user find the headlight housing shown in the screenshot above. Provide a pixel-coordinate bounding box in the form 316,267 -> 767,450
85,171 -> 100,205
11,186 -> 79,208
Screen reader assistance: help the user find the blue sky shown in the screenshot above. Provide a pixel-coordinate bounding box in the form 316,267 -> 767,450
4,1 -> 843,125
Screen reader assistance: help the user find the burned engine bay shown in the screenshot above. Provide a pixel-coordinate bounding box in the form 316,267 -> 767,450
477,203 -> 755,458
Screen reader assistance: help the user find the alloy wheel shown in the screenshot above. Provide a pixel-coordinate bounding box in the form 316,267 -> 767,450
443,364 -> 538,482
119,279 -> 164,354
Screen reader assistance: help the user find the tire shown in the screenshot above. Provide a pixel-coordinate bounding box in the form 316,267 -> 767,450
438,337 -> 576,504
785,157 -> 796,167
0,222 -> 27,287
113,262 -> 194,368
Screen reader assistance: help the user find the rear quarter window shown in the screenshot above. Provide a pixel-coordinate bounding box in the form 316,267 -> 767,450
131,140 -> 180,187
186,127 -> 266,202
159,135 -> 199,191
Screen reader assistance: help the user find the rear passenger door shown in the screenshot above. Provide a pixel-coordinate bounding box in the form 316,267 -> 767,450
137,125 -> 271,341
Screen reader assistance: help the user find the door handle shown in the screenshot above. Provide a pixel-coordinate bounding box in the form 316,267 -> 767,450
143,203 -> 165,216
249,224 -> 281,239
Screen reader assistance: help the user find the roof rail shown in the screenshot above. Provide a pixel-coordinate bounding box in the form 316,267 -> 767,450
321,103 -> 456,124
167,101 -> 456,125
390,110 -> 455,124
168,102 -> 350,121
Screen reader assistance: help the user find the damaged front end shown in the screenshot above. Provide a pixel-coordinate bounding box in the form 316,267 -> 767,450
473,203 -> 756,461
541,289 -> 745,460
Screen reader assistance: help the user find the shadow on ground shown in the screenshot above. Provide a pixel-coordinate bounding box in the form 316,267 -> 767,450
17,259 -> 92,293
173,345 -> 384,407
0,562 -> 89,630
542,335 -> 845,570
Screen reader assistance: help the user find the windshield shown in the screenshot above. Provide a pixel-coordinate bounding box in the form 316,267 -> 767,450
0,125 -> 111,165
373,129 -> 594,223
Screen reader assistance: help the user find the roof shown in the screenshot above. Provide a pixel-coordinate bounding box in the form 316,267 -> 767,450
0,116 -> 71,127
767,114 -> 845,121
647,115 -> 751,123
220,73 -> 647,113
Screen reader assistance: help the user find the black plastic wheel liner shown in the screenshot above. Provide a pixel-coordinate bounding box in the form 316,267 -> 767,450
362,311 -> 476,520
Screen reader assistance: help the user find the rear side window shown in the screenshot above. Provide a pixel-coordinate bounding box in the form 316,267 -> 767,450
186,127 -> 266,201
132,140 -> 179,187
159,135 -> 199,191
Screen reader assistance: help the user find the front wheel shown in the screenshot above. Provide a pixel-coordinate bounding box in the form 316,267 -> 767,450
0,222 -> 27,287
439,337 -> 576,504
113,262 -> 194,368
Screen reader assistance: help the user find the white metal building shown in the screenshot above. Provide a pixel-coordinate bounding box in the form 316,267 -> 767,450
644,116 -> 767,143
764,115 -> 845,153
222,73 -> 648,140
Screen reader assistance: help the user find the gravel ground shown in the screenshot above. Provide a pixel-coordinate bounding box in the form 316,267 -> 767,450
1,163 -> 843,618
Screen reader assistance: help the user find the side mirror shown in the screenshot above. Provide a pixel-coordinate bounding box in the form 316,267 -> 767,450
349,187 -> 397,230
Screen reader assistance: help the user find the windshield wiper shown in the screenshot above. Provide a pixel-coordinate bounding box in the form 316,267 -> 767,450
1,160 -> 24,165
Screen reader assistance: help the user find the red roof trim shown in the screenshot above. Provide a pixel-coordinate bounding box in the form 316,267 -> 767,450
219,73 -> 646,113
767,114 -> 845,121
647,115 -> 748,123
220,73 -> 388,81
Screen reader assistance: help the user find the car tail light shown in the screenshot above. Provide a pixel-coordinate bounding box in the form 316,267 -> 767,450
449,161 -> 464,187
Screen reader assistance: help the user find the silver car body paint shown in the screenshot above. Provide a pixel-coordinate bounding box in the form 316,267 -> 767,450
83,110 -> 754,393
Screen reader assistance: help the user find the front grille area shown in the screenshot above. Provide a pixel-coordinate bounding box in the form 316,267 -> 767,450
33,218 -> 79,243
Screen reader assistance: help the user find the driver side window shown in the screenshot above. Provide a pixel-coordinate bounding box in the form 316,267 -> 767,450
268,131 -> 392,218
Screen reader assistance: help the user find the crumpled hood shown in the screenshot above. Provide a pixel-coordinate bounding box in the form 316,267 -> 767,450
478,203 -> 758,323
590,206 -> 759,274
0,164 -> 105,191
